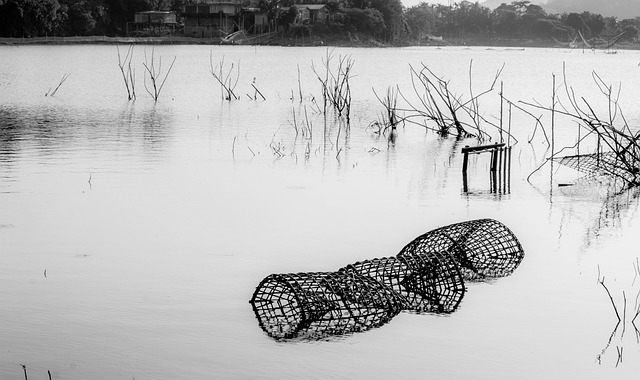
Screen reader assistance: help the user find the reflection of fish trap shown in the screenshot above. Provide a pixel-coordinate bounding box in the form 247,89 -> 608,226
249,271 -> 404,340
398,219 -> 524,280
342,251 -> 465,313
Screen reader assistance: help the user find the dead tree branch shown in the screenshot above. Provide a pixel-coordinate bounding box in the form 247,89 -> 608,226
143,48 -> 176,102
394,61 -> 508,141
311,49 -> 353,123
209,53 -> 239,101
116,44 -> 136,100
521,63 -> 640,187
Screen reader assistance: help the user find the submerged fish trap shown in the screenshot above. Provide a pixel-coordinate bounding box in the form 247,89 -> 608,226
249,270 -> 404,340
342,251 -> 465,313
250,218 -> 524,340
398,218 -> 524,280
553,152 -> 640,186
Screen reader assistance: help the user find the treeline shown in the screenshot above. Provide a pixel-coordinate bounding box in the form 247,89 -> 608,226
1,0 -> 639,45
405,1 -> 640,44
0,0 -> 184,37
257,0 -> 407,43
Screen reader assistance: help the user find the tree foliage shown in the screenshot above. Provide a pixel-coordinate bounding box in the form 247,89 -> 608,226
405,3 -> 437,40
0,0 -> 638,45
367,0 -> 407,42
0,0 -> 186,37
0,0 -> 61,37
344,7 -> 385,36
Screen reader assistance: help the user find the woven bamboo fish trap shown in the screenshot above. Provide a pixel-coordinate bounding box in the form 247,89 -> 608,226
250,218 -> 524,340
398,218 -> 524,280
553,152 -> 640,185
249,270 -> 404,340
342,251 -> 465,313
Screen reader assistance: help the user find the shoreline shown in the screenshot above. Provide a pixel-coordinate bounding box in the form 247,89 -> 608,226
1,35 -> 639,51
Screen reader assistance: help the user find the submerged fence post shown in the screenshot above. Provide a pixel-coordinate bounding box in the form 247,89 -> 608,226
508,146 -> 512,193
461,143 -> 510,194
462,146 -> 470,173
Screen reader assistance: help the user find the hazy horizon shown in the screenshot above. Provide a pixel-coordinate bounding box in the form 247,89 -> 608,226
400,0 -> 548,9
399,0 -> 638,19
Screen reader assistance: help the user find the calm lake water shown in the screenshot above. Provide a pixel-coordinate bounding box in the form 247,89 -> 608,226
2,44 -> 640,379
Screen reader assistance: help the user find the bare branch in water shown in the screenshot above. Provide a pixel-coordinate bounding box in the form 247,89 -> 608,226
117,44 -> 136,100
143,48 -> 176,102
209,53 -> 239,101
521,63 -> 640,187
45,73 -> 70,97
393,61 -> 508,142
599,276 -> 622,322
311,49 -> 353,123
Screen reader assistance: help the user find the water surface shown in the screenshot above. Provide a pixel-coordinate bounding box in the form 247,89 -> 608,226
1,44 -> 640,379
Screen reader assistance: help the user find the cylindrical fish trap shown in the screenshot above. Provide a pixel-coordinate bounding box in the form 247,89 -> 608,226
398,219 -> 524,280
249,270 -> 403,340
342,251 -> 465,313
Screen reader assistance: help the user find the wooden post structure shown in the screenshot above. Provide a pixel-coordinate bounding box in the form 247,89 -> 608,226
462,143 -> 505,173
461,143 -> 509,194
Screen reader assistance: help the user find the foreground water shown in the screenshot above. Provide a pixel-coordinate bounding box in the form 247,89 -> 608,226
2,44 -> 640,379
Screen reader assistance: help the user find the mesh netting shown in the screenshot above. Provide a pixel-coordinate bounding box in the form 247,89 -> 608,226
398,218 -> 524,280
342,251 -> 465,313
249,270 -> 404,340
553,152 -> 640,185
250,218 -> 524,340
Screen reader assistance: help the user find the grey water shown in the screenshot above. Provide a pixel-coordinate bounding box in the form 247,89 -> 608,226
2,44 -> 640,379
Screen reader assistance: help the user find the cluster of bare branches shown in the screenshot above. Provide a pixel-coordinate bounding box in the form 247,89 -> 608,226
312,50 -> 353,123
370,86 -> 401,136
523,64 -> 640,187
209,53 -> 239,101
370,61 -> 510,142
394,61 -> 505,141
142,48 -> 176,102
45,73 -> 70,97
264,52 -> 350,163
248,78 -> 266,101
116,44 -> 136,100
290,106 -> 313,139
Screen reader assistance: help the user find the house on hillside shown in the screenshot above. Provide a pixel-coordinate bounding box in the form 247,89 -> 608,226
293,4 -> 329,24
127,11 -> 178,36
183,0 -> 243,38
242,8 -> 269,34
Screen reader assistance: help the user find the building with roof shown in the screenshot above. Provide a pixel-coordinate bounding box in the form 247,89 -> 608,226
183,0 -> 243,38
127,11 -> 178,36
295,4 -> 329,24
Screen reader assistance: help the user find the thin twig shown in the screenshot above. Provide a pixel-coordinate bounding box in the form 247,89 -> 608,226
46,73 -> 70,97
599,276 -> 622,322
143,48 -> 175,102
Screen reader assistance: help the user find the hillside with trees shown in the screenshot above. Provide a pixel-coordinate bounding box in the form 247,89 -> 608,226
0,0 -> 183,37
481,0 -> 640,19
544,0 -> 640,19
0,0 -> 638,48
405,0 -> 639,46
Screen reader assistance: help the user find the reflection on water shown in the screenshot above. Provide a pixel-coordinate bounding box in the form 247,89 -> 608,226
596,311 -> 640,367
0,103 -> 172,159
2,45 -> 640,379
585,185 -> 640,245
118,103 -> 172,157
